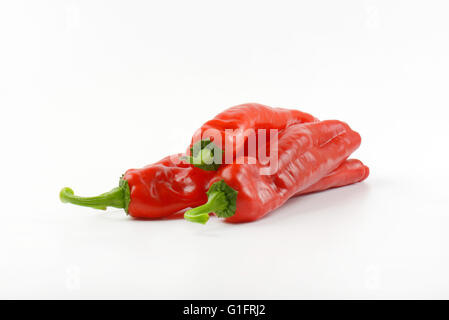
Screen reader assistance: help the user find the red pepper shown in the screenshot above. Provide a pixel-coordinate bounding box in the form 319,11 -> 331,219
60,154 -> 216,219
297,159 -> 369,196
184,120 -> 362,223
167,158 -> 369,220
186,103 -> 318,170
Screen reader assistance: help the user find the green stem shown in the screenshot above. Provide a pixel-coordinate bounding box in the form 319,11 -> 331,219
183,139 -> 223,171
60,179 -> 130,212
184,191 -> 228,224
184,180 -> 238,224
192,147 -> 214,166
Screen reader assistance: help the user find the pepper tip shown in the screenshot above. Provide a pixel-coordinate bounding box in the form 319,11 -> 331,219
60,187 -> 74,203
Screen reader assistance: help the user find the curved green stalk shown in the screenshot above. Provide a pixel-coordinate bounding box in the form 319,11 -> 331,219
184,180 -> 238,224
60,178 -> 130,213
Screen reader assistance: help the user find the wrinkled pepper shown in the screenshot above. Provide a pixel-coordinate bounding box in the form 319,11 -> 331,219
296,159 -> 369,196
60,154 -> 216,218
184,120 -> 362,223
186,103 -> 318,170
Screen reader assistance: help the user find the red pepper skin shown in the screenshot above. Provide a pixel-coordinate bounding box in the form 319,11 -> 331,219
123,154 -> 216,218
124,152 -> 368,220
206,120 -> 362,223
296,159 -> 369,196
170,158 -> 369,220
188,103 -> 318,157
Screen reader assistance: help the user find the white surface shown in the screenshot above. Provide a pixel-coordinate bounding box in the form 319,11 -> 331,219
1,0 -> 448,299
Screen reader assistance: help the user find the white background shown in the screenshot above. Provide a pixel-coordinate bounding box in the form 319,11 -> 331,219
1,0 -> 448,299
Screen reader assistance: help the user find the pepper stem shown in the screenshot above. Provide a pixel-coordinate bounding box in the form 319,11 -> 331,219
184,180 -> 238,224
184,192 -> 228,224
182,139 -> 223,171
60,178 -> 130,212
192,147 -> 215,166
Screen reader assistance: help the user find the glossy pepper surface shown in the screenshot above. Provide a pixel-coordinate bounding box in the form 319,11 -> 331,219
187,103 -> 318,169
60,154 -> 216,218
60,155 -> 368,219
184,120 -> 362,223
296,159 -> 369,196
